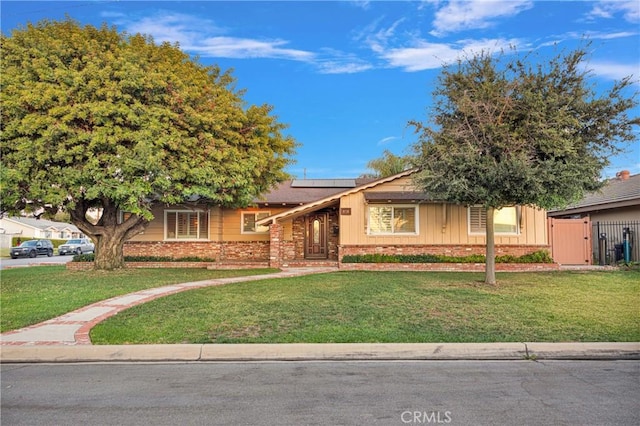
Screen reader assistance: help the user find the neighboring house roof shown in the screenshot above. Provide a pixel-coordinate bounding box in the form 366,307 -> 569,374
257,169 -> 419,225
548,171 -> 640,216
1,217 -> 81,234
256,178 -> 376,205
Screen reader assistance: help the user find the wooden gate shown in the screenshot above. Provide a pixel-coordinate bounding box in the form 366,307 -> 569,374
548,218 -> 592,265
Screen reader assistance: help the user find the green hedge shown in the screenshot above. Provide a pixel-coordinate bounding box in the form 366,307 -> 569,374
73,254 -> 217,263
341,250 -> 554,264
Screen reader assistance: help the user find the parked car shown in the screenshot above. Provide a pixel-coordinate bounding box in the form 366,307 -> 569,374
10,239 -> 54,258
58,238 -> 95,256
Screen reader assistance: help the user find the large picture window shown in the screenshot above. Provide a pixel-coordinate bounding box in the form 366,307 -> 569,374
468,206 -> 519,234
368,205 -> 417,235
165,210 -> 209,240
242,211 -> 271,234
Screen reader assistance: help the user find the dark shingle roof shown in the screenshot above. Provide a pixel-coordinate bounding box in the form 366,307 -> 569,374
548,172 -> 640,215
255,178 -> 376,205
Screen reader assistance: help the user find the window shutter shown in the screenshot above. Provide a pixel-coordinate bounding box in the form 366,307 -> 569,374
469,206 -> 486,233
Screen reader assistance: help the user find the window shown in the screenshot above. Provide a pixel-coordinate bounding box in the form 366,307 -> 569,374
165,210 -> 209,240
242,211 -> 271,234
368,205 -> 417,235
118,211 -> 133,224
468,206 -> 519,234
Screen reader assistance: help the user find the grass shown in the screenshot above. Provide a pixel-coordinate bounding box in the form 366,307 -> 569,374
0,266 -> 278,332
87,270 -> 640,344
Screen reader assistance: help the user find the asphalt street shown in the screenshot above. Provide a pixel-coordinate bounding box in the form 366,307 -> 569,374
0,255 -> 69,270
2,360 -> 638,425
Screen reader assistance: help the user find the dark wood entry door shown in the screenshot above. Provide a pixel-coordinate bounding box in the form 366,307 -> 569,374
305,213 -> 328,259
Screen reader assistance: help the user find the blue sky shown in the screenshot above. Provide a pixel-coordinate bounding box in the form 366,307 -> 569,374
2,1 -> 639,179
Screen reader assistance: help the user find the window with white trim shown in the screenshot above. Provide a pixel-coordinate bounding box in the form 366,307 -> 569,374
367,205 -> 418,235
242,211 -> 271,234
468,206 -> 519,234
165,210 -> 209,240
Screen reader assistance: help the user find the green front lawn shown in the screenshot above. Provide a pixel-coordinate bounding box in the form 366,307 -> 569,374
89,270 -> 639,344
0,266 -> 278,332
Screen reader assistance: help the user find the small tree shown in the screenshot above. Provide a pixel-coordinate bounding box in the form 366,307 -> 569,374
410,47 -> 638,284
361,149 -> 412,178
1,20 -> 297,269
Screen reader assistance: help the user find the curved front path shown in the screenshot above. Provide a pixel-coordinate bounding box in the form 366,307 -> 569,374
1,267 -> 338,346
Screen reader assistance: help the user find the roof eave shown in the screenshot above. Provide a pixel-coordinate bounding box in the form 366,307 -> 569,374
256,169 -> 418,226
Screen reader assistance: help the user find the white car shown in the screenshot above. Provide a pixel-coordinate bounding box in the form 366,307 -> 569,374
58,238 -> 95,256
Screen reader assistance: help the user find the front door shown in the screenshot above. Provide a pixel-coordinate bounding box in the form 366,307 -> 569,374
305,213 -> 328,259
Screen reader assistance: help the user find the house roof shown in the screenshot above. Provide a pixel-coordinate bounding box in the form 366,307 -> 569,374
548,172 -> 640,216
257,169 -> 419,225
254,178 -> 376,205
1,217 -> 80,232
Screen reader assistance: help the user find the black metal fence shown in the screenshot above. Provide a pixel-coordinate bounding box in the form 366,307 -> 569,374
592,220 -> 639,265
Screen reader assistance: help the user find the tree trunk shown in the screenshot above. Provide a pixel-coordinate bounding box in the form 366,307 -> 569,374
485,207 -> 496,285
93,231 -> 126,270
68,198 -> 149,270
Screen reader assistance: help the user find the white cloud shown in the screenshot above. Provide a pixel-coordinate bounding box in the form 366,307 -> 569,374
123,12 -> 220,47
587,1 -> 640,23
378,136 -> 399,145
120,12 -> 315,62
315,49 -> 374,74
192,37 -> 314,61
317,60 -> 374,74
589,61 -> 639,81
430,0 -> 534,36
381,37 -> 523,71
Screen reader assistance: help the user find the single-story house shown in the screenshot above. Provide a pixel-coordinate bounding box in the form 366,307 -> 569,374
124,170 -> 550,268
547,170 -> 639,222
547,170 -> 639,264
0,216 -> 84,242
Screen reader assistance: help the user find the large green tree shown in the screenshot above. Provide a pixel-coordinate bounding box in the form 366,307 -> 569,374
360,149 -> 412,178
409,47 -> 638,284
1,19 -> 297,269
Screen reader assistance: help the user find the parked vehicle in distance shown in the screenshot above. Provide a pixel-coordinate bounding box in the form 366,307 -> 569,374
10,239 -> 54,258
58,238 -> 95,256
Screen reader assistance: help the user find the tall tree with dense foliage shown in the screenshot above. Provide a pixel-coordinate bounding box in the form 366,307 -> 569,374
1,19 -> 297,269
409,47 -> 638,284
361,149 -> 412,178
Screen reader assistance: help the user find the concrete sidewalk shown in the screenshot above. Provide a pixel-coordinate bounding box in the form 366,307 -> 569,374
2,266 -> 638,363
2,342 -> 639,363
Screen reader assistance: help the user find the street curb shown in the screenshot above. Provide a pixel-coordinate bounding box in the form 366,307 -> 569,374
1,342 -> 638,363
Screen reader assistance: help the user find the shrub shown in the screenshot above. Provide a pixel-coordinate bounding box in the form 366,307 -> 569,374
341,250 -> 553,264
73,253 -> 95,262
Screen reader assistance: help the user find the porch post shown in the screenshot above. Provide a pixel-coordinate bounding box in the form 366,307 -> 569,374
269,221 -> 283,269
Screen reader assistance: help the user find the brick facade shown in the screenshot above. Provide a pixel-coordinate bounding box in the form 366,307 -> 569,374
269,222 -> 283,268
124,240 -> 269,262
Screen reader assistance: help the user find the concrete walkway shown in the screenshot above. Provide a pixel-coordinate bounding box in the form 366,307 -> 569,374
1,267 -> 337,346
1,266 -> 638,363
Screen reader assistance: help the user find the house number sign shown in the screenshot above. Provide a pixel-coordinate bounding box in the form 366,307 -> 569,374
340,208 -> 351,215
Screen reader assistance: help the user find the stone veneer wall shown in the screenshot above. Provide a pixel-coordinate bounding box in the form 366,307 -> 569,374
124,241 -> 269,261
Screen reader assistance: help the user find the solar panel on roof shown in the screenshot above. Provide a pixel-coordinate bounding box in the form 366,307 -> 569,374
290,179 -> 356,188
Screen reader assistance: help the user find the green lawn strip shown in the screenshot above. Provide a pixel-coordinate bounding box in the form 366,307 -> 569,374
0,266 -> 278,332
90,270 -> 640,344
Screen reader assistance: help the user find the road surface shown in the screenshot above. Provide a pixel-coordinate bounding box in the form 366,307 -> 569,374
0,255 -> 69,270
2,360 -> 638,425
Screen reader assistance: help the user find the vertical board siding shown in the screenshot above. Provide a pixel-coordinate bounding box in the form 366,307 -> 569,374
340,192 -> 547,246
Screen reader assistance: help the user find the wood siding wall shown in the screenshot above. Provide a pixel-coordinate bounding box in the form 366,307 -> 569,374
339,177 -> 548,246
129,205 -> 291,242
